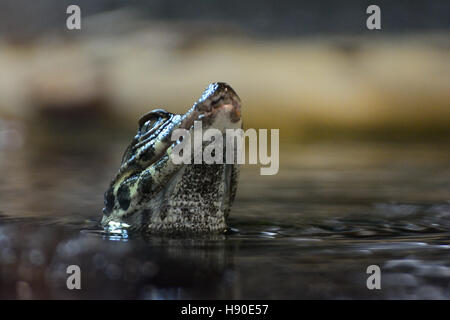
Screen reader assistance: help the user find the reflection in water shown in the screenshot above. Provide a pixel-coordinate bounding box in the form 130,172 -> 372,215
0,120 -> 449,299
0,218 -> 239,299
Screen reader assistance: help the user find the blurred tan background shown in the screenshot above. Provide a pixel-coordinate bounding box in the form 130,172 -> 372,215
0,0 -> 449,142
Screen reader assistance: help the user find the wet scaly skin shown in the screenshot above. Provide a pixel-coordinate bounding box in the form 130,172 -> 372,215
101,83 -> 242,234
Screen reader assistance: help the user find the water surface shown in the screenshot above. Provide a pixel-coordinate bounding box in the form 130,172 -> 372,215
0,122 -> 449,299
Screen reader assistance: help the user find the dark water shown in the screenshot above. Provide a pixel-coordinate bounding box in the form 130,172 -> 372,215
0,121 -> 449,299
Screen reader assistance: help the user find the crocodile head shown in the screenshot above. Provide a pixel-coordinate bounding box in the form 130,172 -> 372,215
101,82 -> 242,234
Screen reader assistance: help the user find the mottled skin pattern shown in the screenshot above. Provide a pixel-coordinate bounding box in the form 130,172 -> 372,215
101,83 -> 242,234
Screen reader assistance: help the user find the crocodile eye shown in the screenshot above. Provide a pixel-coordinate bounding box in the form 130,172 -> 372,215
140,117 -> 163,134
138,109 -> 172,136
210,96 -> 223,106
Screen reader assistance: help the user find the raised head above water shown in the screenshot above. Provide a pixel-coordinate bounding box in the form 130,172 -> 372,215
101,82 -> 242,234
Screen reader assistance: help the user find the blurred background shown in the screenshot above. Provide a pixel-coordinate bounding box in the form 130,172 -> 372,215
0,0 -> 449,142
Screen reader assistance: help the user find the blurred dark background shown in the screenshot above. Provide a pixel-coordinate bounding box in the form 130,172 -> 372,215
0,0 -> 449,142
1,0 -> 449,39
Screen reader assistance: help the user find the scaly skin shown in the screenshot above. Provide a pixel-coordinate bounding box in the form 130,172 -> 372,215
101,83 -> 242,234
